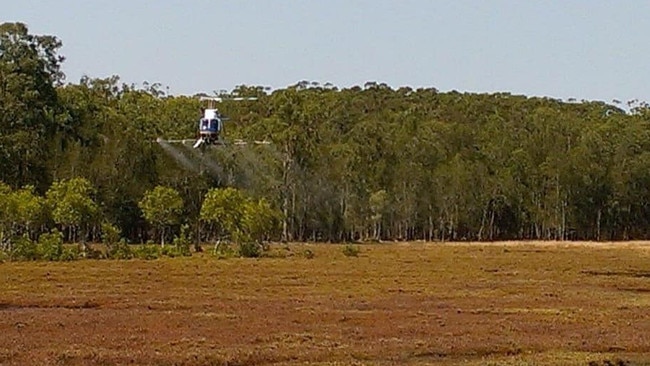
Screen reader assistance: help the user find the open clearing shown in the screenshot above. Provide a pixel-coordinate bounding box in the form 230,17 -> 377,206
1,242 -> 650,365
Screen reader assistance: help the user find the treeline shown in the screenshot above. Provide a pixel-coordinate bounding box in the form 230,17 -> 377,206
0,177 -> 279,259
2,22 -> 650,244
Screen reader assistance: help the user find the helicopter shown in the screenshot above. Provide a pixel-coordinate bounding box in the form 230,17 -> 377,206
156,96 -> 270,149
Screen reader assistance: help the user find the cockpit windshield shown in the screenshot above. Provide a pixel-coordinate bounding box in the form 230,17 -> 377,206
199,118 -> 220,132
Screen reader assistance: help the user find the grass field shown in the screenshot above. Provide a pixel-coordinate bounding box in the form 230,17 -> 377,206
1,242 -> 650,365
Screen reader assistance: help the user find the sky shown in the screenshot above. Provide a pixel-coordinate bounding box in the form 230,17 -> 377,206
3,1 -> 649,104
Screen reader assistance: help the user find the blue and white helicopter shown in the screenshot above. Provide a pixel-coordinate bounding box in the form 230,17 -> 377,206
157,96 -> 270,149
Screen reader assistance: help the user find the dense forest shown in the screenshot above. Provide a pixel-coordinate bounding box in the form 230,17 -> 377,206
2,22 -> 650,247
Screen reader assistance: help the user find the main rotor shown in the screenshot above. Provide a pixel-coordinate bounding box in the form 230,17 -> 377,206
199,96 -> 257,109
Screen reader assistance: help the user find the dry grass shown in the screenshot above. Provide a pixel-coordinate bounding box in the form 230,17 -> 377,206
1,242 -> 650,365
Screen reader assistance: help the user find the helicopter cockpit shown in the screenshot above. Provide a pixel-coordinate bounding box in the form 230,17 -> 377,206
199,108 -> 223,134
199,118 -> 220,133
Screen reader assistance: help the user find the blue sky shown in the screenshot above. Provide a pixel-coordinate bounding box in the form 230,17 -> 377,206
4,1 -> 649,104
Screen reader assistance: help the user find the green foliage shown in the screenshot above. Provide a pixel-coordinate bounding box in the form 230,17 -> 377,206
212,241 -> 235,259
10,186 -> 46,232
46,177 -> 98,241
238,241 -> 262,258
10,235 -> 38,261
200,187 -> 249,241
302,248 -> 315,259
133,244 -> 161,260
4,230 -> 79,261
60,246 -> 81,261
168,224 -> 192,257
243,198 -> 282,243
37,230 -> 64,261
342,244 -> 360,257
201,188 -> 281,245
0,22 -> 64,189
107,239 -> 133,260
0,183 -> 13,245
83,246 -> 104,259
138,186 -> 183,246
101,222 -> 121,246
8,23 -> 650,243
0,184 -> 45,242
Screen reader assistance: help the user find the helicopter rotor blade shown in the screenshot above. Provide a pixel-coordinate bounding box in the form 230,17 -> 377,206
231,139 -> 271,146
199,96 -> 257,102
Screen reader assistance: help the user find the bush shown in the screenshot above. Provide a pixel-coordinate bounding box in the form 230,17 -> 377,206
133,244 -> 160,260
238,241 -> 262,258
212,241 -> 235,259
11,235 -> 38,261
342,244 -> 360,257
168,224 -> 192,257
60,246 -> 80,261
302,248 -> 315,259
107,239 -> 133,260
37,230 -> 64,261
83,246 -> 104,259
161,244 -> 190,258
101,222 -> 121,246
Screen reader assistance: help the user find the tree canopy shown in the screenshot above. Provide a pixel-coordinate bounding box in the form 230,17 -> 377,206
138,186 -> 183,246
3,22 -> 650,244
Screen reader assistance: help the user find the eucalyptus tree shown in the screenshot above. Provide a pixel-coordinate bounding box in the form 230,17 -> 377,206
0,22 -> 65,190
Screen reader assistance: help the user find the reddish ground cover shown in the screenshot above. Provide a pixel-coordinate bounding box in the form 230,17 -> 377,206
1,242 -> 649,365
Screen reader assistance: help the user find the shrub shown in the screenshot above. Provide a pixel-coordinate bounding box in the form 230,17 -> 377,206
11,235 -> 38,261
83,246 -> 104,259
107,239 -> 133,260
302,248 -> 315,259
37,230 -> 64,261
60,246 -> 80,261
133,244 -> 160,260
169,224 -> 192,257
342,244 -> 360,257
238,241 -> 262,258
101,222 -> 121,246
212,241 -> 235,259
161,245 -> 190,258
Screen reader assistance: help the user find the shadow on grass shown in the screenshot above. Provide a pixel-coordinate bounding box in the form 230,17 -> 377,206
581,270 -> 650,278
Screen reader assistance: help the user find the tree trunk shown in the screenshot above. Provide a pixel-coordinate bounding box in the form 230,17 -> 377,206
596,208 -> 602,241
281,144 -> 290,243
161,225 -> 165,247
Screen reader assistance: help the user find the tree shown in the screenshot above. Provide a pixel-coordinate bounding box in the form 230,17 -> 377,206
242,198 -> 282,243
5,23 -> 650,245
45,177 -> 98,245
138,186 -> 183,246
9,185 -> 45,239
0,22 -> 65,190
200,187 -> 281,257
200,188 -> 281,243
0,182 -> 13,248
200,187 -> 249,242
369,190 -> 388,241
